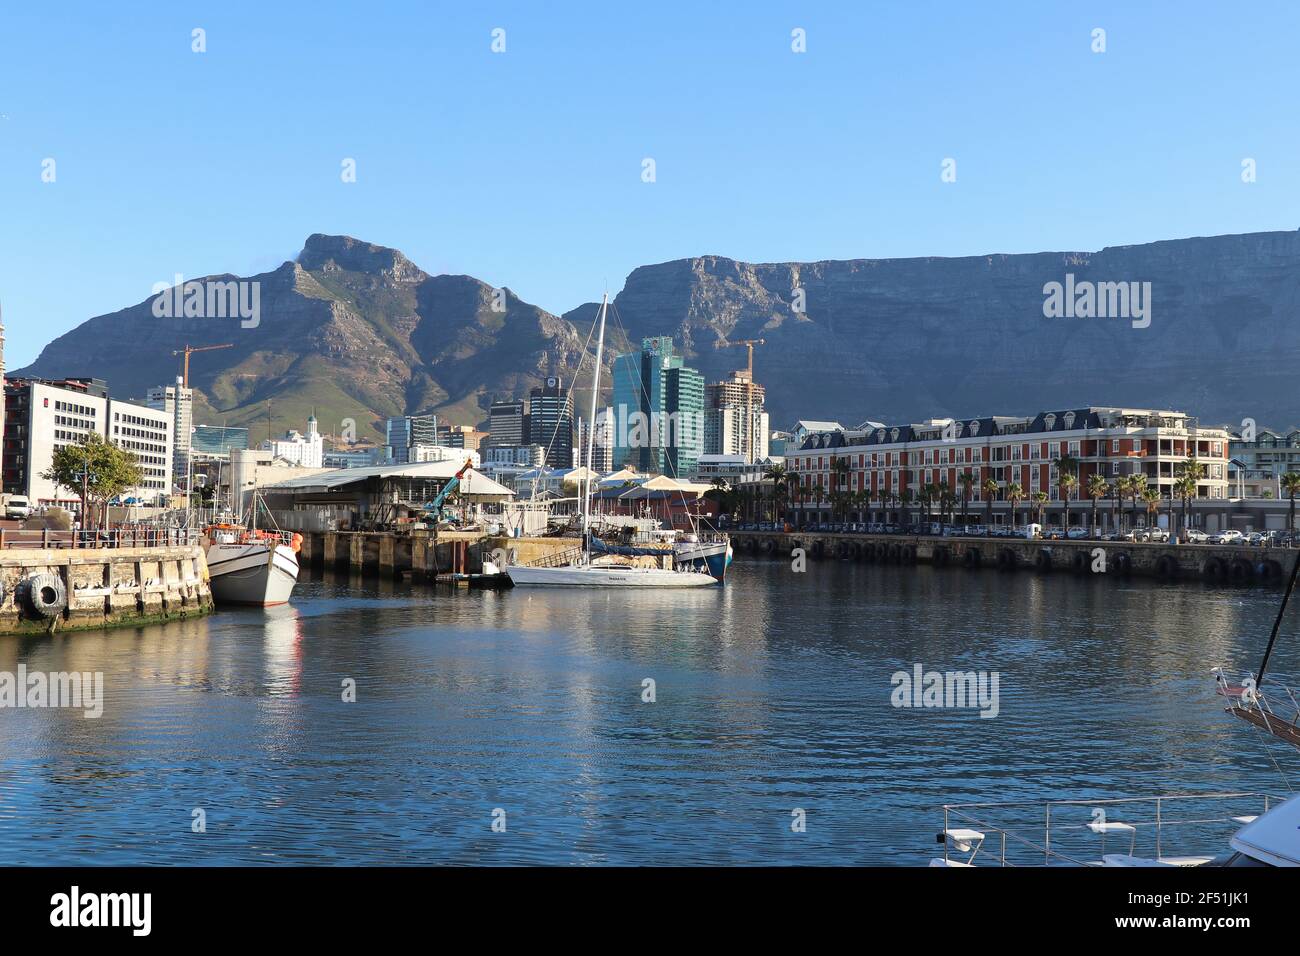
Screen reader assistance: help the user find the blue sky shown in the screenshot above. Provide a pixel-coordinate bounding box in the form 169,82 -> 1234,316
2,1 -> 1298,367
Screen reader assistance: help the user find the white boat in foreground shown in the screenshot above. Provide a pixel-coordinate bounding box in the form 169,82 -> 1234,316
203,529 -> 300,606
930,790 -> 1296,867
200,490 -> 302,607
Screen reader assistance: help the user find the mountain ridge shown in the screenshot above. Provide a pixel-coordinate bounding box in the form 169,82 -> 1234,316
15,228 -> 1300,441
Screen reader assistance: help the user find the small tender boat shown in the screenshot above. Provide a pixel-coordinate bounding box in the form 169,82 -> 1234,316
201,492 -> 301,606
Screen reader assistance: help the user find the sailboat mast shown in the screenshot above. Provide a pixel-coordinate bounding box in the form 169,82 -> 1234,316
582,294 -> 609,548
1257,549 -> 1300,687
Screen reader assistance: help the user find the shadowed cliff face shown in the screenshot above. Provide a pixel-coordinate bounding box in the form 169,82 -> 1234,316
579,230 -> 1300,429
16,229 -> 1300,442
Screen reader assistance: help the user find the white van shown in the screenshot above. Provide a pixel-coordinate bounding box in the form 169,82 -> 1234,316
4,495 -> 31,520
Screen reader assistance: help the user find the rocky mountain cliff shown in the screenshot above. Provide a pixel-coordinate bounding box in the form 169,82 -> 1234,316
569,229 -> 1300,430
15,235 -> 613,441
16,229 -> 1300,442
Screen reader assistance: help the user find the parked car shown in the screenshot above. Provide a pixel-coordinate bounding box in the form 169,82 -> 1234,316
1065,526 -> 1089,539
3,495 -> 31,520
1208,530 -> 1244,545
1146,528 -> 1170,543
1184,529 -> 1209,544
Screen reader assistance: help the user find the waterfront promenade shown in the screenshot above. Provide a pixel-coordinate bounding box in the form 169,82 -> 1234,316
729,529 -> 1297,584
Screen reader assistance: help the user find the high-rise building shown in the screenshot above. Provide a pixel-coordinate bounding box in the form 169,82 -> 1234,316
704,370 -> 769,462
611,337 -> 704,477
147,378 -> 193,486
487,399 -> 527,448
384,414 -> 437,463
436,423 -> 488,452
527,377 -> 573,468
573,408 -> 614,471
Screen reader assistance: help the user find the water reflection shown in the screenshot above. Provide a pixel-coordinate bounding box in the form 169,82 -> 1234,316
0,561 -> 1295,864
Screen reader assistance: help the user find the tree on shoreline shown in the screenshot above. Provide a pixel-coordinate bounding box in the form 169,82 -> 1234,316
41,433 -> 143,530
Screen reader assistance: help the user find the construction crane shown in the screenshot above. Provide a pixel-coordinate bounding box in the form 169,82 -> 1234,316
172,343 -> 233,388
714,338 -> 766,464
423,458 -> 476,524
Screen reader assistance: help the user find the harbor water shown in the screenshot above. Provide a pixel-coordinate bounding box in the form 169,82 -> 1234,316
1,561 -> 1296,865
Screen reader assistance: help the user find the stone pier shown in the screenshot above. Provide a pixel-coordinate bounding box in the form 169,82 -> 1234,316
0,544 -> 214,635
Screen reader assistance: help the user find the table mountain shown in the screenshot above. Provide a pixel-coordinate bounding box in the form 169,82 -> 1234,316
16,229 -> 1300,444
568,229 -> 1300,431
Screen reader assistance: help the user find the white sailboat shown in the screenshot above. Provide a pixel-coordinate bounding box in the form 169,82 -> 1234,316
507,293 -> 721,589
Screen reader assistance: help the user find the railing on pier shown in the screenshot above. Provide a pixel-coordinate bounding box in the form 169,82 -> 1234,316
0,527 -> 201,550
522,546 -> 585,569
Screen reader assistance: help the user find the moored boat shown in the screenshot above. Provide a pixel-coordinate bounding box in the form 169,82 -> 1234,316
202,526 -> 301,606
506,292 -> 723,590
200,488 -> 301,607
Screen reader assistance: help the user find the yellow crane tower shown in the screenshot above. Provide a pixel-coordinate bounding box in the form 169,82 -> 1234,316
171,343 -> 233,388
713,338 -> 766,464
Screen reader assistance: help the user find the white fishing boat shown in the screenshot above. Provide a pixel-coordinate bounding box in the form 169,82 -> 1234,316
201,491 -> 301,606
507,293 -> 721,589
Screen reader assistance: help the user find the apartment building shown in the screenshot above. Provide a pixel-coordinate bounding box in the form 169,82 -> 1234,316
783,407 -> 1230,528
3,377 -> 172,507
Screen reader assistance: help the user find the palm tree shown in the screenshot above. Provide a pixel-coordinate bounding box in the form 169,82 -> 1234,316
1086,473 -> 1109,537
939,484 -> 956,526
1142,486 -> 1161,532
1109,475 -> 1124,532
763,463 -> 788,524
1282,472 -> 1300,534
1006,482 -> 1025,531
1127,475 -> 1147,532
1175,457 -> 1206,537
956,471 -> 975,528
982,478 -> 999,534
1053,454 -> 1079,535
1032,490 -> 1049,527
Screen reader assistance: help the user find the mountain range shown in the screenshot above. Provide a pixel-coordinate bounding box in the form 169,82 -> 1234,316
15,229 -> 1300,442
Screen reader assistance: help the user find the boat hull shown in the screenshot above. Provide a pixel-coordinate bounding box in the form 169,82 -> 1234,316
507,563 -> 719,587
205,541 -> 299,606
674,540 -> 733,581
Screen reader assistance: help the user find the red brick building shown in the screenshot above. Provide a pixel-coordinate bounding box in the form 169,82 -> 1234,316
782,407 -> 1230,530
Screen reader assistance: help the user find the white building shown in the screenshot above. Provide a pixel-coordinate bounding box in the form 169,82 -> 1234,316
704,405 -> 770,461
693,453 -> 781,486
2,378 -> 171,508
147,378 -> 193,486
108,399 -> 172,498
262,414 -> 324,469
410,443 -> 480,468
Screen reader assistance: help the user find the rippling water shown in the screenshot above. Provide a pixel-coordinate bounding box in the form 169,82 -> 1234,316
1,561 -> 1297,865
